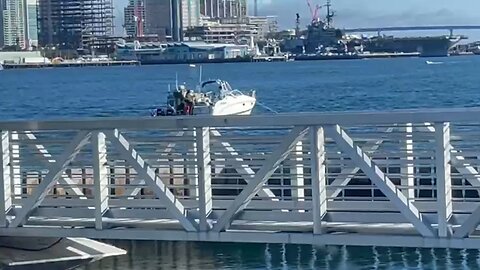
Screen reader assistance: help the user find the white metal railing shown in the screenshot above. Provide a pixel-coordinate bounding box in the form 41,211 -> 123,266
2,108 -> 480,248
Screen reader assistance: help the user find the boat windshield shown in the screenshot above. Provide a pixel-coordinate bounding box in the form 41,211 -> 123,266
200,80 -> 235,97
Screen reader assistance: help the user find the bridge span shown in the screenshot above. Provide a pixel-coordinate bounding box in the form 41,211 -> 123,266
3,108 -> 480,249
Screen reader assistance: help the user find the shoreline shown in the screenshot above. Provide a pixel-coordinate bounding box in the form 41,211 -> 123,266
1,60 -> 140,69
1,53 -> 477,70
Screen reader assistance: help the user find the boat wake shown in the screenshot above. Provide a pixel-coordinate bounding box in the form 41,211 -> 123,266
425,60 -> 444,65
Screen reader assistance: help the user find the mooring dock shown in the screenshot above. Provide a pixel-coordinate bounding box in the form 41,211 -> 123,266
2,60 -> 140,69
2,108 -> 480,249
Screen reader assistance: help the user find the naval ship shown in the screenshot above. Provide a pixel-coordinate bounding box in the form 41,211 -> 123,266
283,0 -> 463,57
361,35 -> 463,57
282,0 -> 342,55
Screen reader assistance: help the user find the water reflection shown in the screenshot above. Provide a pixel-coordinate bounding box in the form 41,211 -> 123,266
83,241 -> 480,270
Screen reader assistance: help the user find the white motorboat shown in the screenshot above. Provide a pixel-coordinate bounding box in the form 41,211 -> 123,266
426,60 -> 443,65
152,79 -> 256,117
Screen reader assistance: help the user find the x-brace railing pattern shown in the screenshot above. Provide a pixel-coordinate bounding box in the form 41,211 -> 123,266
2,109 -> 480,243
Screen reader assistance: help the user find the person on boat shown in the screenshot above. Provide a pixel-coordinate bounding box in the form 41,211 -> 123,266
185,90 -> 195,115
174,85 -> 187,114
215,84 -> 224,100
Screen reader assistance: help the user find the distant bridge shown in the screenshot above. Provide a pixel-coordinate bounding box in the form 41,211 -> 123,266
344,25 -> 480,35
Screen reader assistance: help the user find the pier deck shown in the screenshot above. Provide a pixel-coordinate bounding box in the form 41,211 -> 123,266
3,108 -> 480,249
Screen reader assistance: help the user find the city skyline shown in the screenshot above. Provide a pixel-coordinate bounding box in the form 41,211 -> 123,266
260,0 -> 480,28
113,0 -> 480,39
2,0 -> 479,50
115,0 -> 480,27
37,0 -> 114,51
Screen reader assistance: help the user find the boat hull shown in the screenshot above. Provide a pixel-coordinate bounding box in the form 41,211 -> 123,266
152,79 -> 257,117
156,94 -> 256,117
363,36 -> 459,57
212,95 -> 256,116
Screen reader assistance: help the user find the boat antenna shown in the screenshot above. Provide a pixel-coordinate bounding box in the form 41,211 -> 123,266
175,72 -> 179,90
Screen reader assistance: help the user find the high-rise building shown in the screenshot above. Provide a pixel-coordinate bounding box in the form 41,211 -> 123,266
1,0 -> 27,48
0,1 -> 4,48
37,0 -> 114,50
181,0 -> 200,29
26,0 -> 38,48
124,0 -> 145,37
200,0 -> 247,20
201,0 -> 217,18
144,0 -> 182,41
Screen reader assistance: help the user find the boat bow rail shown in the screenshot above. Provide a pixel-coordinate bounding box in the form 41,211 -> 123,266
3,108 -> 480,248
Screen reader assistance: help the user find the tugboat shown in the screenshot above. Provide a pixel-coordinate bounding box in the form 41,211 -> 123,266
152,79 -> 256,117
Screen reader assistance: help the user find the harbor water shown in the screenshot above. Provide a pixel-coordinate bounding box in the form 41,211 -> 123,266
85,241 -> 480,270
1,56 -> 480,121
2,56 -> 480,269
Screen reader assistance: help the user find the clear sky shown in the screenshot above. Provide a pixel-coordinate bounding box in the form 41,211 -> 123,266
255,0 -> 480,28
113,0 -> 480,40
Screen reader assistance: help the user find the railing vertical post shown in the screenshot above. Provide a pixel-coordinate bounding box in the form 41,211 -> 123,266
92,131 -> 109,230
196,127 -> 212,231
435,122 -> 452,238
188,128 -> 199,198
0,131 -> 12,227
10,132 -> 21,198
291,141 -> 304,211
310,126 -> 326,234
402,123 -> 415,199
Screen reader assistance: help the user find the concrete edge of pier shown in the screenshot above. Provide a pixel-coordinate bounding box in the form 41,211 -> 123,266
0,237 -> 126,270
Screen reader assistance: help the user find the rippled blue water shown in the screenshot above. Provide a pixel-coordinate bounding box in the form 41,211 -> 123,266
86,241 -> 480,270
3,56 -> 480,269
1,56 -> 480,121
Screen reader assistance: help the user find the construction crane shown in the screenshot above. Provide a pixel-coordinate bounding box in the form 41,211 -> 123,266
305,0 -> 335,27
306,0 -> 321,23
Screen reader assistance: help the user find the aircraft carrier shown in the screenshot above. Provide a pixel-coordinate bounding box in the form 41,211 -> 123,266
282,0 -> 463,57
361,35 -> 461,57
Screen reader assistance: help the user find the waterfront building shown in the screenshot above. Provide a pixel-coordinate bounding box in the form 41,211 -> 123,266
144,0 -> 182,41
1,0 -> 27,48
115,40 -> 249,63
124,0 -> 145,37
247,16 -> 278,40
0,50 -> 43,63
163,42 -> 248,61
184,21 -> 258,43
37,0 -> 114,52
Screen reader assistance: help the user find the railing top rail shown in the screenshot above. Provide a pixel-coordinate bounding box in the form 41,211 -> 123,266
1,107 -> 480,131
